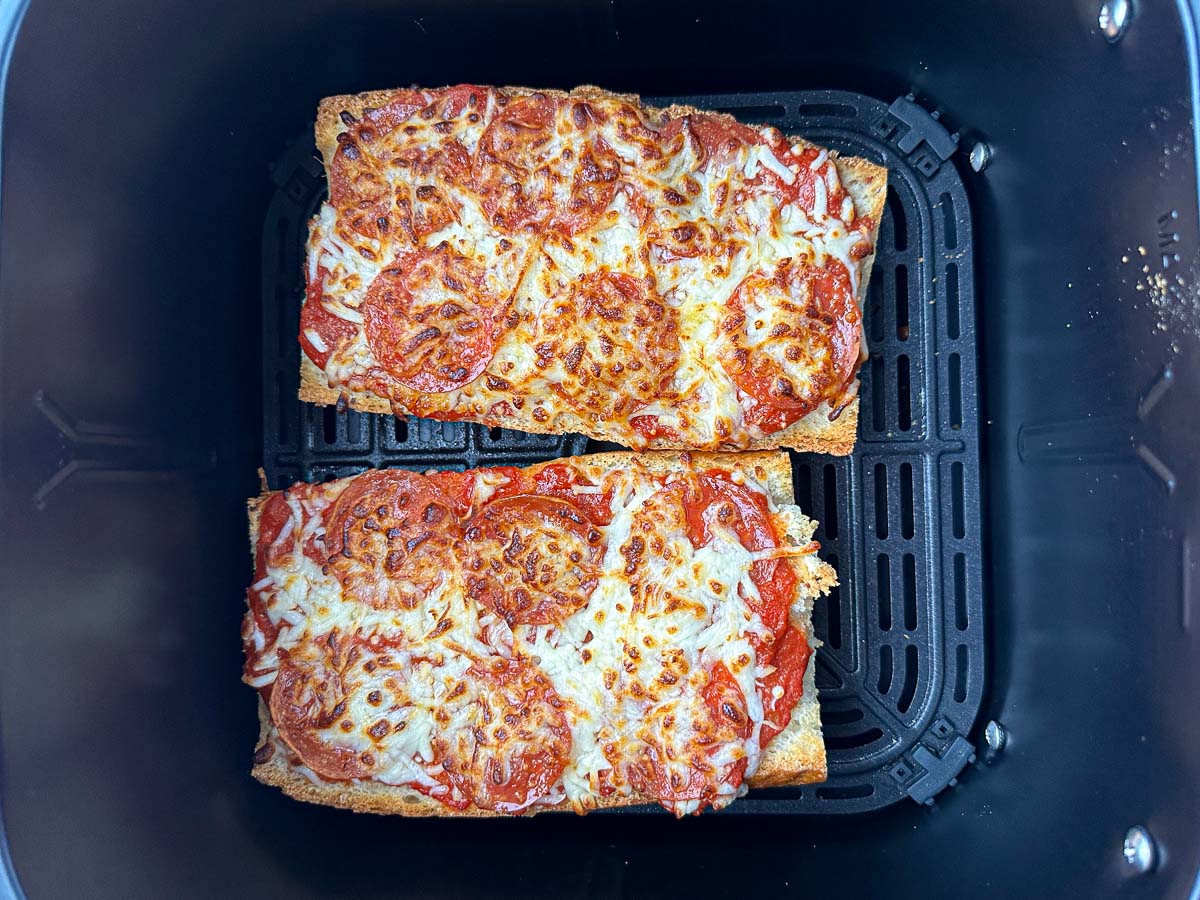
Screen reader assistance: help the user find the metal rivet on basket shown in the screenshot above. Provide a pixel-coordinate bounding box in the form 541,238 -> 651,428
1098,0 -> 1130,43
968,143 -> 991,172
1122,826 -> 1156,874
983,720 -> 1007,752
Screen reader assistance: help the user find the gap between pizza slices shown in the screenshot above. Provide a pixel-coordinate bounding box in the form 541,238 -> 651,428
298,84 -> 887,454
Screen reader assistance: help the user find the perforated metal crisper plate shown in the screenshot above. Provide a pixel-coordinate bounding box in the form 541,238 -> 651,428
260,88 -> 984,814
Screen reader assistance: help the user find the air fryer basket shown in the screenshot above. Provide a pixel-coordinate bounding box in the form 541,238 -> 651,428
1,1 -> 1198,898
262,89 -> 984,813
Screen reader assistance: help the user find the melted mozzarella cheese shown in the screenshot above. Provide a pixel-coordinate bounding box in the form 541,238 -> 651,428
746,143 -> 798,185
303,328 -> 328,354
313,203 -> 384,294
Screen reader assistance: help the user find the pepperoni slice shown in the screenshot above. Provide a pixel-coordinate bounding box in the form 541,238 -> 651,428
425,84 -> 492,121
620,717 -> 751,811
617,480 -> 698,606
758,625 -> 811,745
255,487 -> 328,571
601,100 -> 663,161
423,469 -> 485,519
659,114 -> 759,170
254,492 -> 294,572
703,662 -> 753,741
532,272 -> 680,422
329,112 -> 407,242
325,469 -> 461,610
438,462 -> 614,526
622,746 -> 724,811
300,264 -> 358,371
529,463 -> 613,526
244,488 -> 334,683
680,471 -> 797,638
392,138 -> 471,240
629,415 -> 682,445
328,145 -> 393,242
370,89 -> 489,242
463,495 -> 604,626
348,89 -> 429,140
660,114 -> 848,221
433,656 -> 570,812
676,470 -> 813,745
473,93 -> 620,235
330,90 -> 426,163
719,257 -> 861,434
606,657 -> 754,814
361,245 -> 501,393
329,87 -> 489,243
270,637 -> 377,781
776,144 -> 846,218
243,583 -> 280,683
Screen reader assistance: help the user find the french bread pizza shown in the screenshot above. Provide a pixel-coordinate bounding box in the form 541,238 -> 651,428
299,84 -> 886,454
243,452 -> 834,816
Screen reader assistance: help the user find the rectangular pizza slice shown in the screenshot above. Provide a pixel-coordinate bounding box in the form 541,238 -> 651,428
299,84 -> 887,454
243,451 -> 835,816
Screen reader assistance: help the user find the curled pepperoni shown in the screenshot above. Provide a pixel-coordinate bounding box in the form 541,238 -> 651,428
325,469 -> 461,610
719,258 -> 861,434
270,637 -> 377,781
361,245 -> 502,393
463,495 -> 604,626
473,94 -> 620,235
433,656 -> 571,812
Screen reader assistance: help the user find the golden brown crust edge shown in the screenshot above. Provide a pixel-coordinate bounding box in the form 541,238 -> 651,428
305,84 -> 884,457
298,355 -> 860,457
248,450 -> 830,815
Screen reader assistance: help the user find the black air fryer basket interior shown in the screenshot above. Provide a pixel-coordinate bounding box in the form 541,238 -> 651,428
1,1 -> 1198,898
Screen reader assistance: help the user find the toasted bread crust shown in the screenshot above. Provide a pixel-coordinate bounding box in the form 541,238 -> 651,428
247,451 -> 830,815
303,85 -> 885,456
